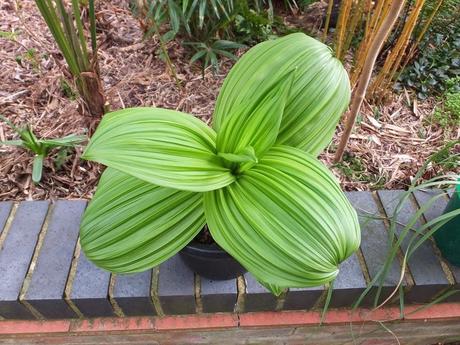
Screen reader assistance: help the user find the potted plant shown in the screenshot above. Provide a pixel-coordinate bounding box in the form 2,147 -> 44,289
79,33 -> 361,294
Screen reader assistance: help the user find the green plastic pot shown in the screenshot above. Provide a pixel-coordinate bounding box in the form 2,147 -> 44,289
434,182 -> 460,267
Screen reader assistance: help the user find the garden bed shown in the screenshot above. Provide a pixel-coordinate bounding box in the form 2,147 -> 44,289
0,0 -> 458,202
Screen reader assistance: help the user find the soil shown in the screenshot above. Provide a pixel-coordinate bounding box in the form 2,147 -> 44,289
0,0 -> 458,201
194,226 -> 215,245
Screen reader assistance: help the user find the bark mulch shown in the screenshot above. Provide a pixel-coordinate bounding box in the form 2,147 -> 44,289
0,0 -> 458,201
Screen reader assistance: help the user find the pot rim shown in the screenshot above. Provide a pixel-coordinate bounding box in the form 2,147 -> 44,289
181,240 -> 231,258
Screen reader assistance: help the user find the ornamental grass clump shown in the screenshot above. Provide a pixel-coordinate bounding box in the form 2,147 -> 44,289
80,33 -> 361,294
35,0 -> 105,117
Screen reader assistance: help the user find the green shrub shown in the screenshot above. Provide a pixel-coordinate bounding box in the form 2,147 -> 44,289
430,77 -> 460,129
132,0 -> 289,70
397,0 -> 460,99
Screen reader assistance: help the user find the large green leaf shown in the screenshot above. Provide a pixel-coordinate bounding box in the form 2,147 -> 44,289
213,33 -> 351,156
80,168 -> 205,273
216,69 -> 295,163
82,107 -> 234,192
204,145 -> 360,292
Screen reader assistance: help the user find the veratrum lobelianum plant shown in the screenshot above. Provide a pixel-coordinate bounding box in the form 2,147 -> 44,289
80,33 -> 361,294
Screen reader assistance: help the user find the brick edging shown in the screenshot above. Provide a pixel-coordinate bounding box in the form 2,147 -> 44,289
1,189 -> 458,320
1,302 -> 460,335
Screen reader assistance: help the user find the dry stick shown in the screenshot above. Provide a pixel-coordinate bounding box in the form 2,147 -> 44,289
151,20 -> 181,89
322,0 -> 335,42
334,0 -> 407,163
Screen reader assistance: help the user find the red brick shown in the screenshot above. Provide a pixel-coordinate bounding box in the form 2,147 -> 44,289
155,313 -> 238,331
239,311 -> 321,327
70,317 -> 155,333
404,302 -> 460,320
0,320 -> 70,334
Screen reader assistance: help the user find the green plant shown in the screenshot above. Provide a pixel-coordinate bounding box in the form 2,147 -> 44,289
79,33 -> 359,294
133,0 -> 285,70
351,143 -> 460,310
186,40 -> 245,73
430,140 -> 460,171
0,115 -> 85,183
0,30 -> 19,40
35,0 -> 105,116
430,77 -> 460,129
60,78 -> 78,100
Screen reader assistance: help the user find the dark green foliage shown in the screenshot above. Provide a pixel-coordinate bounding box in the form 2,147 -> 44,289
430,140 -> 460,171
397,0 -> 460,99
132,0 -> 290,70
233,1 -> 278,44
60,78 -> 78,100
429,77 -> 460,130
296,0 -> 316,6
186,40 -> 245,73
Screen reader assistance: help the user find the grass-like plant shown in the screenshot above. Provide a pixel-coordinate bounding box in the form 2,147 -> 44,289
352,142 -> 460,310
79,33 -> 360,293
0,115 -> 85,183
35,0 -> 105,116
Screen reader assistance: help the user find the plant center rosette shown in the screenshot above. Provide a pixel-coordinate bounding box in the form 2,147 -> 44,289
80,33 -> 361,295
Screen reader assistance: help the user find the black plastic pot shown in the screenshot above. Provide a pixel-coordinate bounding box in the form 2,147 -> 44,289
179,241 -> 247,280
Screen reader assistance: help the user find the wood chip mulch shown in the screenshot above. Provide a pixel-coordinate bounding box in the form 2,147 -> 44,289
0,0 -> 458,201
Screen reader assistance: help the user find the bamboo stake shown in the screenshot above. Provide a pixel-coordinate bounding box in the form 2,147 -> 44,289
322,0 -> 334,42
335,0 -> 353,60
334,0 -> 407,163
342,0 -> 366,57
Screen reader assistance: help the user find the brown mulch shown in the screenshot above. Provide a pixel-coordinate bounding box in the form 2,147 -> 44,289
0,0 -> 458,201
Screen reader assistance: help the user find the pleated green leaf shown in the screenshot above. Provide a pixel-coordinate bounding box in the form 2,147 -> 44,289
204,145 -> 360,292
82,107 -> 234,192
80,168 -> 206,273
213,33 -> 351,156
216,69 -> 295,160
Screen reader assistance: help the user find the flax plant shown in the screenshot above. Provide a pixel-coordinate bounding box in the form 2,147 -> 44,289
35,0 -> 105,117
